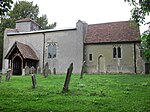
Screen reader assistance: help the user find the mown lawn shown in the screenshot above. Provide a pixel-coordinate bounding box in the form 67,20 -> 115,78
0,74 -> 150,112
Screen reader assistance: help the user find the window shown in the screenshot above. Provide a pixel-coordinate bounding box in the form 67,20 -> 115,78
113,46 -> 122,58
118,47 -> 121,58
48,43 -> 56,59
113,47 -> 117,58
89,53 -> 93,61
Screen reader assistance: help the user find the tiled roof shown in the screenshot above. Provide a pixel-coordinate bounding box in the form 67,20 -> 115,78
85,21 -> 141,44
5,41 -> 38,60
15,18 -> 40,26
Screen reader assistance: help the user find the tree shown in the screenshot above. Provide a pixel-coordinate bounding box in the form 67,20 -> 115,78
125,0 -> 150,62
0,0 -> 13,16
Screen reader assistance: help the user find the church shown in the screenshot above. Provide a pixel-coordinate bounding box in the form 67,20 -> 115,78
2,18 -> 145,75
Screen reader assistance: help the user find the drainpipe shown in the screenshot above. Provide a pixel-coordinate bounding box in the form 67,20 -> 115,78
134,43 -> 137,73
42,33 -> 45,72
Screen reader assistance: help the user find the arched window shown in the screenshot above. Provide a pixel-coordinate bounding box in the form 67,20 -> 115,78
48,43 -> 57,58
113,47 -> 117,58
118,47 -> 121,58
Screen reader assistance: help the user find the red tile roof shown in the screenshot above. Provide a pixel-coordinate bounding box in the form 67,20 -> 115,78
85,21 -> 141,44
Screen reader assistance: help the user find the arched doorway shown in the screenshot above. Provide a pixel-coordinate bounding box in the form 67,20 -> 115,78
98,55 -> 105,73
12,56 -> 22,75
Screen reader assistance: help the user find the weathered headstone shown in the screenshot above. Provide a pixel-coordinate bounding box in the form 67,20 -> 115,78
6,69 -> 11,81
80,61 -> 86,79
24,66 -> 30,75
31,74 -> 36,88
62,63 -> 73,92
37,66 -> 41,74
53,68 -> 56,74
30,66 -> 36,74
0,76 -> 2,83
48,69 -> 51,74
44,62 -> 49,77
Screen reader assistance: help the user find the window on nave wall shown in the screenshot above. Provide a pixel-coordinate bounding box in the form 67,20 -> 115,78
48,42 -> 57,59
113,45 -> 122,59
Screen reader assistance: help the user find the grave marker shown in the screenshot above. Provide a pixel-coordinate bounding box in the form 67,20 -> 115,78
44,62 -> 49,77
37,66 -> 41,74
80,61 -> 85,79
6,69 -> 11,81
24,66 -> 30,75
30,66 -> 36,74
31,74 -> 36,88
62,63 -> 73,92
53,68 -> 56,74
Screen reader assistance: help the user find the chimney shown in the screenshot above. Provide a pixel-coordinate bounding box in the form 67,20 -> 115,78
15,18 -> 40,32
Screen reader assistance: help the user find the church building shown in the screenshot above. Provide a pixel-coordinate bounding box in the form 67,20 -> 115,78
2,18 -> 145,75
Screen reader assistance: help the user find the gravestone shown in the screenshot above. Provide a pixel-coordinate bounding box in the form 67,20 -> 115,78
24,66 -> 30,75
53,68 -> 56,74
0,76 -> 2,83
30,66 -> 36,74
48,69 -> 51,74
80,61 -> 86,79
31,74 -> 36,88
6,69 -> 11,81
44,62 -> 49,77
62,63 -> 73,92
37,66 -> 41,74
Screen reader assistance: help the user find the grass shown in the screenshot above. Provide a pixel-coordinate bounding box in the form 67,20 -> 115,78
0,74 -> 150,112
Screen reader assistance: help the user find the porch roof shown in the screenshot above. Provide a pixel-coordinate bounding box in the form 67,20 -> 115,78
5,41 -> 39,60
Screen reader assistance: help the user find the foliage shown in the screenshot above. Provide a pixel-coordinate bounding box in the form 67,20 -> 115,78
9,1 -> 39,20
125,0 -> 150,62
141,30 -> 150,61
0,0 -> 13,16
36,14 -> 56,30
124,0 -> 150,25
0,74 -> 150,112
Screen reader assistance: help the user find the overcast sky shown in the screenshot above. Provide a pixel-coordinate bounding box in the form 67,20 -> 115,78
13,0 -> 149,33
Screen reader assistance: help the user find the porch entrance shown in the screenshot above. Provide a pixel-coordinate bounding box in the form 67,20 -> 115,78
5,41 -> 39,75
13,56 -> 22,75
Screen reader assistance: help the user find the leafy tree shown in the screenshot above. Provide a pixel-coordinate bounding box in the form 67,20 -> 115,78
0,0 -> 13,16
36,15 -> 56,30
125,0 -> 150,62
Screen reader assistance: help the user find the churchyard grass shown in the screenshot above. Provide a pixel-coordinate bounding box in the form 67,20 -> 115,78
0,74 -> 150,112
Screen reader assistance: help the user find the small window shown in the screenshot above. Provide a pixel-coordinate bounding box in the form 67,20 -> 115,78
113,46 -> 122,58
113,47 -> 117,58
118,47 -> 121,58
48,42 -> 57,59
89,54 -> 93,61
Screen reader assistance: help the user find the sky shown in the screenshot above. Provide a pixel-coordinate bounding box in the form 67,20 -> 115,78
13,0 -> 149,33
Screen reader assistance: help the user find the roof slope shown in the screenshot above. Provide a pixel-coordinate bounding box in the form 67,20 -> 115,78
85,21 -> 141,44
5,41 -> 38,60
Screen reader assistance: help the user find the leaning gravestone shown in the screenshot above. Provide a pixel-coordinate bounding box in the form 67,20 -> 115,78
62,63 -> 73,92
80,61 -> 86,79
24,66 -> 30,75
6,69 -> 11,81
44,62 -> 49,77
0,75 -> 2,83
31,74 -> 36,88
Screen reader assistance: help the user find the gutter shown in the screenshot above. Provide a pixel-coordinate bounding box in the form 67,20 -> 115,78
134,43 -> 137,73
42,33 -> 45,72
